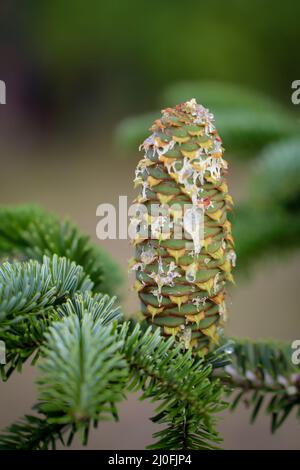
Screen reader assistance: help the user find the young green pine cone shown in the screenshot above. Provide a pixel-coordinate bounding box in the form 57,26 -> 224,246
131,99 -> 235,354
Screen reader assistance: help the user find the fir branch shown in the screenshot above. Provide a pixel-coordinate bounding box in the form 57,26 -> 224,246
119,323 -> 227,449
150,405 -> 221,450
0,205 -> 123,296
0,415 -> 67,450
0,255 -> 92,379
56,291 -> 122,326
0,254 -> 92,320
217,339 -> 300,431
28,312 -> 229,450
36,295 -> 128,443
0,293 -> 127,449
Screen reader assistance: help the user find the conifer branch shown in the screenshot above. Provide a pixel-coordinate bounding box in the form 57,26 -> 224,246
0,255 -> 92,378
216,339 -> 300,431
119,323 -> 228,449
37,310 -> 128,441
0,298 -> 231,450
0,205 -> 123,295
0,292 -> 127,449
0,415 -> 67,450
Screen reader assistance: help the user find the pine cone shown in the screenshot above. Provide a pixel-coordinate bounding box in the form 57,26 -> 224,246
131,99 -> 235,354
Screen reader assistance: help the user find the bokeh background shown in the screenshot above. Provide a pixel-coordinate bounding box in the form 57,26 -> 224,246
0,0 -> 300,449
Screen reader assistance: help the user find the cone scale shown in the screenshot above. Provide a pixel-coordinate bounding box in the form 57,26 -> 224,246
131,99 -> 235,354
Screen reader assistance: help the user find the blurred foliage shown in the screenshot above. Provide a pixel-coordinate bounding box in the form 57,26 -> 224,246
25,1 -> 300,95
115,81 -> 299,153
250,137 -> 300,208
234,136 -> 300,269
1,0 -> 299,122
164,82 -> 286,112
115,112 -> 157,153
232,206 -> 300,271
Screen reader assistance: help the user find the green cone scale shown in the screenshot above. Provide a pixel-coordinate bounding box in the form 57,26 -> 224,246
131,99 -> 235,354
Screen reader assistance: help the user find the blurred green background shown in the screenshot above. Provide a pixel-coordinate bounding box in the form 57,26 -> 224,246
1,0 -> 300,131
0,0 -> 300,450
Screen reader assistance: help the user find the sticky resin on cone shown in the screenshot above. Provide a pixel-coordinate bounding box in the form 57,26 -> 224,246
131,99 -> 236,354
